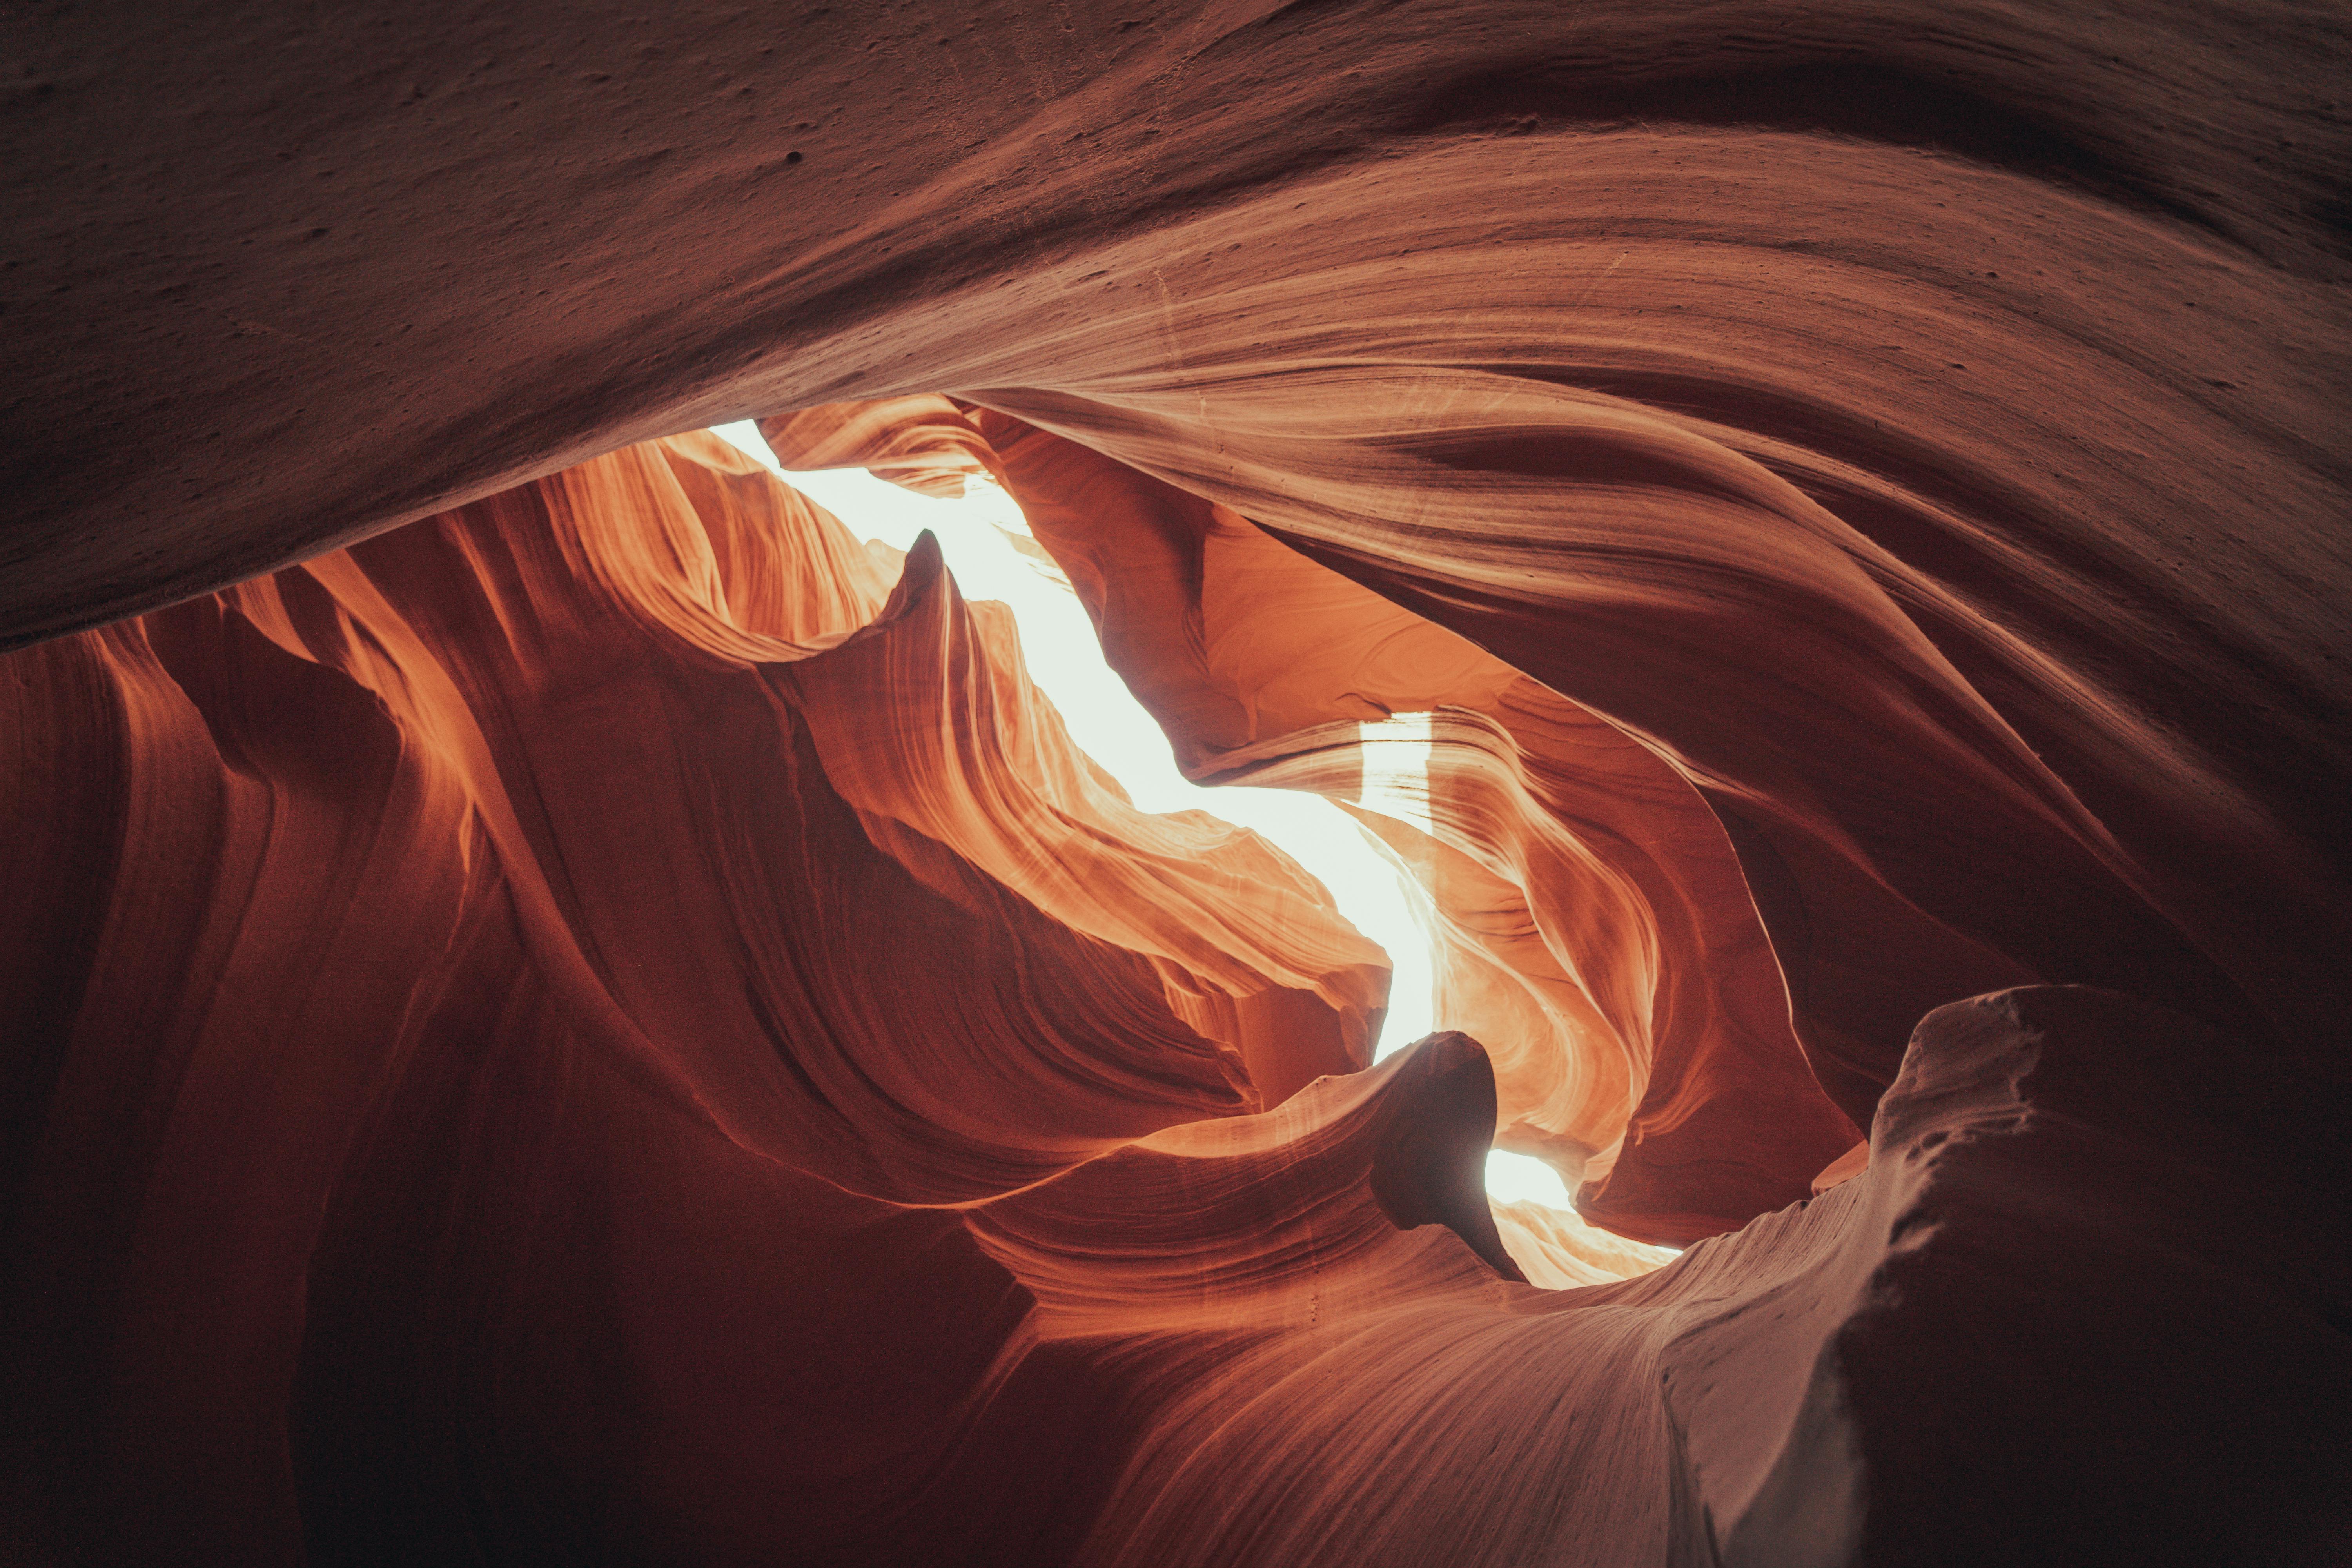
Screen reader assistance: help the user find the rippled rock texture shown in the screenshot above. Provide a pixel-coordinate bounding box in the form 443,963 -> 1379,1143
4,1 -> 2349,1563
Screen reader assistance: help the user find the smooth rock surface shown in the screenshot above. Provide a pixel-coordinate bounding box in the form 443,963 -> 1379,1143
3,4 -> 2347,1562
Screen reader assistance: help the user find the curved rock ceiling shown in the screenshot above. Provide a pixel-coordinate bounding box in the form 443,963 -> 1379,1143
3,2 -> 2348,1564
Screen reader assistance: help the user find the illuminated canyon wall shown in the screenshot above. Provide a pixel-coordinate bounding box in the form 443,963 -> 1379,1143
3,1 -> 2348,1563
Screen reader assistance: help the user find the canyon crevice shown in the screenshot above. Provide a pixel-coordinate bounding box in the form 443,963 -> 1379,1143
3,2 -> 2347,1564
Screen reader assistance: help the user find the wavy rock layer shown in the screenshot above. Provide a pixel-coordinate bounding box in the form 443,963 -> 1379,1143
777,402 -> 1859,1242
0,436 -> 1431,1561
5,421 -> 2342,1567
4,1 -> 2349,1563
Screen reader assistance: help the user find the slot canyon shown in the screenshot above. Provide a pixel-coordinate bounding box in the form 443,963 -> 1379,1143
2,2 -> 2347,1563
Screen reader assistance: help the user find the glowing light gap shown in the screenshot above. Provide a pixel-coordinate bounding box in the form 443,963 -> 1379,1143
709,423 -> 1573,1209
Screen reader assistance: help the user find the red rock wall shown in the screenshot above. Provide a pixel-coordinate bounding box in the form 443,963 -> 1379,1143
0,435 -> 1428,1563
3,1 -> 2348,1561
938,408 -> 1861,1242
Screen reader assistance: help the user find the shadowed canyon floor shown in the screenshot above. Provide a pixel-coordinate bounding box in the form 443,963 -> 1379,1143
3,2 -> 2349,1564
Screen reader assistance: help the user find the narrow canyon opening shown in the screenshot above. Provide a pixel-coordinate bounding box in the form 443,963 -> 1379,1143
708,417 -> 1677,1278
